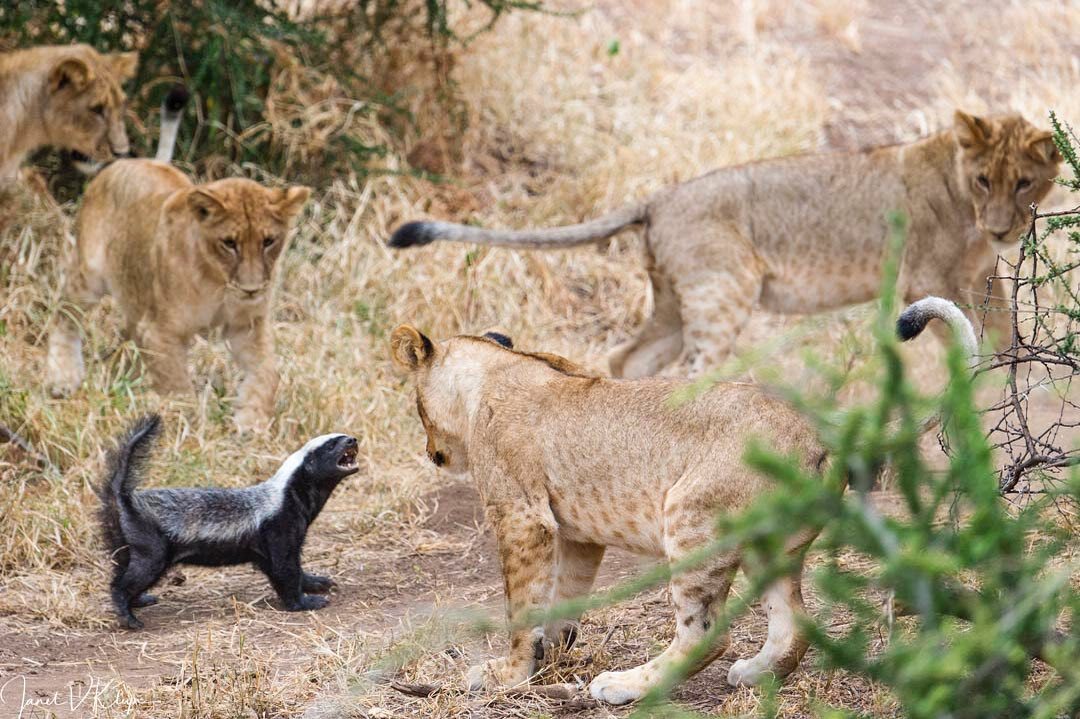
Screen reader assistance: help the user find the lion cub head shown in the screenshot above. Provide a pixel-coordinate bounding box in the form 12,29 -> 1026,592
953,111 -> 1061,247
164,178 -> 311,302
40,45 -> 138,165
391,327 -> 597,474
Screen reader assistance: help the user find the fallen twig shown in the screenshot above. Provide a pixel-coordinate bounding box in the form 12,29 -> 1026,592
0,422 -> 48,469
388,679 -> 578,701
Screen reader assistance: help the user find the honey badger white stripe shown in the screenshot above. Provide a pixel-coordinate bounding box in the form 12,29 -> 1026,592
133,433 -> 350,544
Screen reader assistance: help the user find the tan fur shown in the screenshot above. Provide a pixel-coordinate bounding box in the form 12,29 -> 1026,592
391,327 -> 830,703
0,44 -> 136,180
46,160 -> 310,431
393,111 -> 1061,377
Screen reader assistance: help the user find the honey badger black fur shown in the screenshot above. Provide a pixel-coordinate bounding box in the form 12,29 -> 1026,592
98,415 -> 359,629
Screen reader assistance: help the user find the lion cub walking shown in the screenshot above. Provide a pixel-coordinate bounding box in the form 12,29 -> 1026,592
46,160 -> 310,431
391,326 -> 828,703
392,303 -> 975,703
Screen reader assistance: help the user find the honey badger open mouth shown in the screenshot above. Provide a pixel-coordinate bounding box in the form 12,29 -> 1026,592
337,444 -> 358,470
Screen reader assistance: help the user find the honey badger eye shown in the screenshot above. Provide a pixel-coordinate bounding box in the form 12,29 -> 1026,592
976,175 -> 990,191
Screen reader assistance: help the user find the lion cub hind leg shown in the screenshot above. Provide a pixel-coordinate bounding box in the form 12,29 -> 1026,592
727,570 -> 809,686
589,480 -> 738,705
46,265 -> 107,397
467,501 -> 559,691
589,548 -> 738,705
608,267 -> 684,379
667,235 -> 765,376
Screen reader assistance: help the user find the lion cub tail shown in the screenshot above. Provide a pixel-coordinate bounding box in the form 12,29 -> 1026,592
388,203 -> 647,250
154,84 -> 190,163
896,296 -> 980,433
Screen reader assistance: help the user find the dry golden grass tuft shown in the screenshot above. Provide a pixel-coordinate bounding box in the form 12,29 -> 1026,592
1,0 -> 1078,717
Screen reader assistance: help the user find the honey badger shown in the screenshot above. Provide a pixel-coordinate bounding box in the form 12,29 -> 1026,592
390,297 -> 977,704
98,415 -> 359,629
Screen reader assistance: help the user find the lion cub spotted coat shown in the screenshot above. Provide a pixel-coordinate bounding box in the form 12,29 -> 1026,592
46,161 -> 310,431
391,326 -> 829,704
391,111 -> 1061,377
392,299 -> 977,703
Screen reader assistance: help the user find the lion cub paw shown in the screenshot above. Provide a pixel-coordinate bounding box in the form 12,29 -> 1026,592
588,667 -> 652,705
726,658 -> 766,687
233,407 -> 272,434
46,353 -> 84,398
465,657 -> 533,692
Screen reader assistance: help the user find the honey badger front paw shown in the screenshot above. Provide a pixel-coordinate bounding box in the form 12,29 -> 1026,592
302,573 -> 335,593
286,594 -> 329,611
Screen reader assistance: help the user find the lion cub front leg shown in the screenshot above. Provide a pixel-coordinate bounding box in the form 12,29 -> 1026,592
226,315 -> 278,432
137,324 -> 194,395
467,503 -> 558,691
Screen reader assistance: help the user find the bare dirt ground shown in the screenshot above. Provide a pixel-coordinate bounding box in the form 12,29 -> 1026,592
1,1 -> 1078,717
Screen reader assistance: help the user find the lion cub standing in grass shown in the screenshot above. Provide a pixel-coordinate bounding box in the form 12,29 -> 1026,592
46,113 -> 311,430
391,111 -> 1060,377
392,302 -> 976,704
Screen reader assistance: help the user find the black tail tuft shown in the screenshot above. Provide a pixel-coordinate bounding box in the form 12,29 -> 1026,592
163,84 -> 190,114
483,332 -> 514,349
388,221 -> 437,248
896,306 -> 930,342
98,415 -> 161,564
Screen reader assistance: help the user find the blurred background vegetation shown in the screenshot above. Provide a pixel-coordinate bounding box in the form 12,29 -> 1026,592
0,0 -> 550,191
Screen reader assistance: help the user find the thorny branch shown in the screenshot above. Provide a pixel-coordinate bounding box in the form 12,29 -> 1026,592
977,202 -> 1080,504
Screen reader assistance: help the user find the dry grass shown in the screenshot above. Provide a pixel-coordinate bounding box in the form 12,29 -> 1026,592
1,0 -> 1078,717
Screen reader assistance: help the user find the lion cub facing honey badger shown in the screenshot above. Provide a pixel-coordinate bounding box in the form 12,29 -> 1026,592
391,297 -> 975,704
46,114 -> 310,431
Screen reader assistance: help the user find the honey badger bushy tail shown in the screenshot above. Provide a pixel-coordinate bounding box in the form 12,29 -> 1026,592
97,414 -> 161,561
388,203 -> 647,250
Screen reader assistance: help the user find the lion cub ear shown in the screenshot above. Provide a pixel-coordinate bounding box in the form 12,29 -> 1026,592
390,325 -> 435,371
106,52 -> 139,82
49,57 -> 93,93
954,110 -> 993,150
269,186 -> 311,221
1025,129 -> 1061,165
185,188 -> 226,223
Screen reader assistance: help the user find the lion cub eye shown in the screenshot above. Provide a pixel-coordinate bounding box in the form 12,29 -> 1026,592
222,238 -> 238,252
90,104 -> 105,117
976,175 -> 991,191
262,237 -> 275,249
1015,178 -> 1032,193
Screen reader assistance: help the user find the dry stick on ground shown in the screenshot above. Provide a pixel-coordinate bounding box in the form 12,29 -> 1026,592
388,679 -> 579,701
0,421 -> 48,468
976,202 -> 1080,504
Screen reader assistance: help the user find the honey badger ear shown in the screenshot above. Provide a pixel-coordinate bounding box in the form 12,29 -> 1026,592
390,325 -> 435,371
483,332 -> 513,349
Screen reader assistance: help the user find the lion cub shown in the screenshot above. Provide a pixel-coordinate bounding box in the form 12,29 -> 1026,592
391,301 -> 974,703
391,111 -> 1060,377
391,326 -> 827,703
0,44 -> 136,180
46,161 -> 310,431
